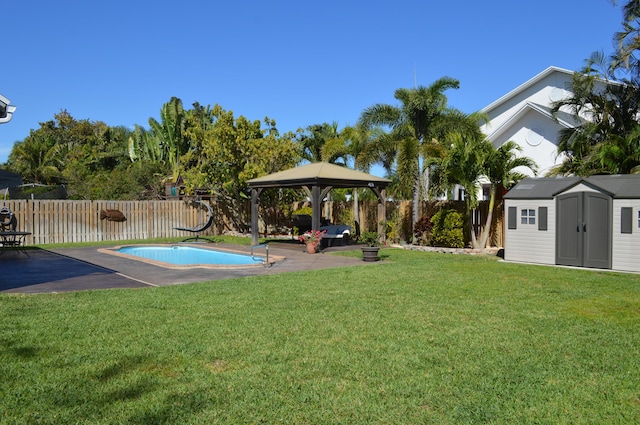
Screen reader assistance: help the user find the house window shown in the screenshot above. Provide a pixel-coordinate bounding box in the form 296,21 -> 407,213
521,209 -> 535,225
638,210 -> 640,229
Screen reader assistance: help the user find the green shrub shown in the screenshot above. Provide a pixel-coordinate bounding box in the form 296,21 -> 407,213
430,209 -> 464,248
335,207 -> 354,229
294,206 -> 313,216
360,231 -> 382,247
383,208 -> 406,244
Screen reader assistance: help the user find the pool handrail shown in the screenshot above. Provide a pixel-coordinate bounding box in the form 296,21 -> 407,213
251,243 -> 270,267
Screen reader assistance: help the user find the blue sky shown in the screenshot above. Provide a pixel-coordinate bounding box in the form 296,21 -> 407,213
0,0 -> 624,166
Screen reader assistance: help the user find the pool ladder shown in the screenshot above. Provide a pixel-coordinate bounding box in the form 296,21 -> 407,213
251,243 -> 270,267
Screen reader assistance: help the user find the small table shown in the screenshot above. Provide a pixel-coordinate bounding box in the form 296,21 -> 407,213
0,231 -> 31,248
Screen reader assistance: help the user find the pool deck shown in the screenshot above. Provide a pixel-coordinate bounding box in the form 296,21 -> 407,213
0,241 -> 375,294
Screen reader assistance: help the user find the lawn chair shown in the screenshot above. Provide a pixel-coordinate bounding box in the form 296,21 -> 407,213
0,206 -> 17,232
0,206 -> 31,250
174,200 -> 216,243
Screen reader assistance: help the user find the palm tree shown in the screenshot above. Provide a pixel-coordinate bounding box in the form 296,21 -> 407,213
339,124 -> 382,235
551,52 -> 640,175
296,122 -> 355,222
297,121 -> 349,165
8,133 -> 64,184
428,112 -> 492,248
613,0 -> 640,69
430,134 -> 536,249
358,78 -> 461,233
479,141 -> 537,248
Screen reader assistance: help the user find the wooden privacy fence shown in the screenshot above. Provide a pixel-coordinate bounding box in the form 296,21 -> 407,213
1,200 -> 211,245
287,199 -> 504,247
1,198 -> 505,247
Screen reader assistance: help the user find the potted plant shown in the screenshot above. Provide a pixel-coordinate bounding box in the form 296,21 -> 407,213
298,230 -> 326,254
359,231 -> 382,262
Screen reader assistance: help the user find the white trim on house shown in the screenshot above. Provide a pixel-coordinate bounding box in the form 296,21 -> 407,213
0,93 -> 16,124
481,66 -> 574,114
484,102 -> 578,144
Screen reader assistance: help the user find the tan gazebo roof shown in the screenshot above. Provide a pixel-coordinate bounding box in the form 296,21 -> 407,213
247,162 -> 390,189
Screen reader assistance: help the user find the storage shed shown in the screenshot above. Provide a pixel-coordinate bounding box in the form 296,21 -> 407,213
503,175 -> 640,273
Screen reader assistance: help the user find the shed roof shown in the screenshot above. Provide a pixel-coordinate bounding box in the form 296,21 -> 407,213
247,162 -> 391,189
505,175 -> 640,200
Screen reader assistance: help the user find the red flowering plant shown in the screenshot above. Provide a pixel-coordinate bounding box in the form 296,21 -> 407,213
298,229 -> 326,245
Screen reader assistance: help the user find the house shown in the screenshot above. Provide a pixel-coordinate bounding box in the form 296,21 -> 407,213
0,93 -> 17,124
451,66 -> 595,203
503,175 -> 640,273
479,66 -> 594,177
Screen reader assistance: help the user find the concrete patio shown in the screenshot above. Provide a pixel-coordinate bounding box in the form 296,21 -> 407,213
0,241 -> 375,294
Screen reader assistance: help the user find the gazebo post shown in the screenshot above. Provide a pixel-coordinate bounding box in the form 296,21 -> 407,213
371,187 -> 387,242
311,185 -> 322,231
378,188 -> 386,242
251,187 -> 261,245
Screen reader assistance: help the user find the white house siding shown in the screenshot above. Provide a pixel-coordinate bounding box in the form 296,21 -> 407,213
612,200 -> 640,273
488,108 -> 567,176
504,199 -> 555,265
480,67 -> 609,178
481,69 -> 573,132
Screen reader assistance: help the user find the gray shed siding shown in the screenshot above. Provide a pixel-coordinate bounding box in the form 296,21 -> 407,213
504,199 -> 555,265
612,201 -> 640,272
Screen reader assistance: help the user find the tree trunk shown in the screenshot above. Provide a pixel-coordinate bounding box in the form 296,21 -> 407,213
412,174 -> 421,243
467,198 -> 480,249
477,185 -> 496,249
353,189 -> 360,237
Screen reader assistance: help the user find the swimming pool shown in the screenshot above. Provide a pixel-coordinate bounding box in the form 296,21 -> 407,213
100,244 -> 273,269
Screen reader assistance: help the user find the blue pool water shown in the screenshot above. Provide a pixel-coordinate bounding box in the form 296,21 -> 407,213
117,245 -> 263,266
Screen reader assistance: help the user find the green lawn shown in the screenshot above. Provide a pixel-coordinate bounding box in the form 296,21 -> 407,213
1,248 -> 639,424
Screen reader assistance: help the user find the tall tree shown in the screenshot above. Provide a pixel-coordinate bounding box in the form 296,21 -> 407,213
551,51 -> 640,175
358,78 -> 462,234
613,0 -> 640,69
551,1 -> 640,175
7,129 -> 63,185
296,122 -> 350,165
430,133 -> 536,249
181,105 -> 299,231
428,112 -> 492,248
479,141 -> 537,248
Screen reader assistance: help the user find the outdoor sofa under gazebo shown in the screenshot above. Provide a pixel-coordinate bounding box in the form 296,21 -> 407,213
247,162 -> 391,246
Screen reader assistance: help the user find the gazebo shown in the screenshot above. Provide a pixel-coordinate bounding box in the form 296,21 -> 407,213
247,162 -> 391,245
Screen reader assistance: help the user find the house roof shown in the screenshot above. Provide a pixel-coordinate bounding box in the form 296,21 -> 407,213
247,162 -> 391,189
504,175 -> 640,200
481,66 -> 574,114
484,101 -> 581,143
